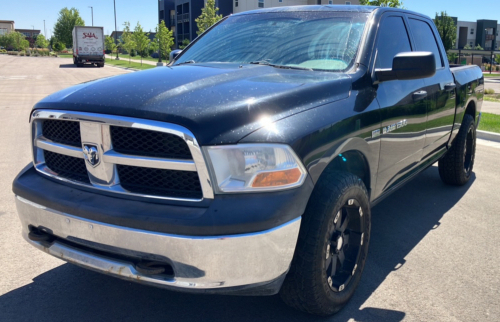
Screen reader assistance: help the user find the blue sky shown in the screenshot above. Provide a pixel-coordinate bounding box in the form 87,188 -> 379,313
1,0 -> 499,38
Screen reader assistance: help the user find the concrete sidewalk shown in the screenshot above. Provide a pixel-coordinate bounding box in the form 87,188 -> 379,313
105,54 -> 161,66
482,100 -> 500,115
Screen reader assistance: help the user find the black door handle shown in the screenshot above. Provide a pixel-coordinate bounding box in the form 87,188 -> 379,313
412,90 -> 427,101
444,83 -> 456,91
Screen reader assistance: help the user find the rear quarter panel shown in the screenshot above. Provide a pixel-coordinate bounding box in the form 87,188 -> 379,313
449,66 -> 484,144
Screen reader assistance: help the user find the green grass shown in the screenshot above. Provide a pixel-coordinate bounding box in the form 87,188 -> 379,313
58,53 -> 73,59
117,54 -> 159,62
105,57 -> 155,70
478,112 -> 500,133
484,93 -> 500,103
483,73 -> 500,78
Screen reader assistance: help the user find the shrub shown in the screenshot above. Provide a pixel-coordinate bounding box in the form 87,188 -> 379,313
485,89 -> 495,94
496,66 -> 500,72
129,49 -> 137,57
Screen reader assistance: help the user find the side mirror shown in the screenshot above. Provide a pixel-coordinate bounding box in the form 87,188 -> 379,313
375,51 -> 436,82
169,49 -> 182,63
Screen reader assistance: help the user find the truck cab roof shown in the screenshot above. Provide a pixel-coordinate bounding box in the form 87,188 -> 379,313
234,5 -> 432,21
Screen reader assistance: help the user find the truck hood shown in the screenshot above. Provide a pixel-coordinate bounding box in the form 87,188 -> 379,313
34,63 -> 352,145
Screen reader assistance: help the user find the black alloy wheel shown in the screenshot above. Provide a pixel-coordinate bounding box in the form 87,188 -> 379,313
463,124 -> 475,178
325,199 -> 364,293
439,114 -> 476,186
280,171 -> 371,316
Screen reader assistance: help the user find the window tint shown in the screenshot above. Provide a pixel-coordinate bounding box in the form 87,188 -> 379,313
409,18 -> 443,68
375,16 -> 411,69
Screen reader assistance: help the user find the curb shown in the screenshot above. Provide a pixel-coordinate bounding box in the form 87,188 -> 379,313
477,130 -> 500,142
105,64 -> 141,72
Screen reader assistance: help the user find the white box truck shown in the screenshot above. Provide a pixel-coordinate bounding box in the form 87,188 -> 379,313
72,26 -> 105,67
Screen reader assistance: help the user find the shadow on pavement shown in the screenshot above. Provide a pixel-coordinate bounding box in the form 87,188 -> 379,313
0,166 -> 475,322
59,64 -> 99,68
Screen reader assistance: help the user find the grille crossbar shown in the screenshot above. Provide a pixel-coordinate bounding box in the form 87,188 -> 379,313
31,110 -> 214,201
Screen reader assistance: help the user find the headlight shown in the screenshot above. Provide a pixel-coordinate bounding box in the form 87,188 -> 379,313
204,144 -> 307,193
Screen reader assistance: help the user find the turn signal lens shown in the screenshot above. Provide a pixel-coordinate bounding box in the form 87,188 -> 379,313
252,168 -> 302,187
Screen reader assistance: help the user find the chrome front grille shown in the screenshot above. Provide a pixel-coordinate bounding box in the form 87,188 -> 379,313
110,126 -> 192,159
42,120 -> 82,147
43,150 -> 90,183
31,110 -> 214,201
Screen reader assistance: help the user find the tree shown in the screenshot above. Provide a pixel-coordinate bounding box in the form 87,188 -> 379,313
179,39 -> 190,50
474,44 -> 483,50
447,53 -> 457,64
434,12 -> 457,52
149,36 -> 158,54
19,39 -> 30,53
359,0 -> 404,7
495,54 -> 500,65
53,7 -> 85,48
133,22 -> 150,64
154,21 -> 174,60
35,34 -> 49,49
53,41 -> 65,52
10,32 -> 26,51
195,0 -> 223,35
0,32 -> 14,49
121,22 -> 136,63
105,35 -> 118,54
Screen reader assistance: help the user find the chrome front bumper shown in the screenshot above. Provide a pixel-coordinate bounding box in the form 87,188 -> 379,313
15,196 -> 300,291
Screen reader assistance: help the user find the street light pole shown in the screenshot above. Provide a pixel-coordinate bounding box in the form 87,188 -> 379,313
114,0 -> 119,60
31,25 -> 35,52
43,20 -> 46,37
89,6 -> 93,26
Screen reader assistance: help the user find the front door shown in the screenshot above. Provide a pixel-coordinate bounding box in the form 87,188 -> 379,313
374,14 -> 429,197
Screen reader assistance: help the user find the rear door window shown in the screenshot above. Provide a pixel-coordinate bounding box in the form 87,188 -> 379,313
408,18 -> 444,68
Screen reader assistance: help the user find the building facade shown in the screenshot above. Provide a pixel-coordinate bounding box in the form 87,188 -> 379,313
14,29 -> 40,38
0,20 -> 15,36
159,0 -> 359,48
454,18 -> 499,50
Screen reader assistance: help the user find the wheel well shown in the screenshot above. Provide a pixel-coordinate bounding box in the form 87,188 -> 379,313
319,150 -> 370,195
465,101 -> 476,121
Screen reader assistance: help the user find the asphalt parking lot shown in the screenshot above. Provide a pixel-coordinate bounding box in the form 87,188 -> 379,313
1,55 -> 499,322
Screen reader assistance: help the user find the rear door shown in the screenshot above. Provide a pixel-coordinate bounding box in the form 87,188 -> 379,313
373,14 -> 430,197
407,17 -> 456,156
75,27 -> 104,56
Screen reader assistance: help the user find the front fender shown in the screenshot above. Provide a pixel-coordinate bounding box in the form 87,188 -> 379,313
240,94 -> 381,197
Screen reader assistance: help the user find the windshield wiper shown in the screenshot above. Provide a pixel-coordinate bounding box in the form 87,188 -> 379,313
175,60 -> 195,66
249,60 -> 272,65
249,61 -> 312,71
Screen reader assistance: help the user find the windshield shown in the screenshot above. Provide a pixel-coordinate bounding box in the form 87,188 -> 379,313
174,11 -> 369,72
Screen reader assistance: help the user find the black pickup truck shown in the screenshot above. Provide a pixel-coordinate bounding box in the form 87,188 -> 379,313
13,5 -> 483,316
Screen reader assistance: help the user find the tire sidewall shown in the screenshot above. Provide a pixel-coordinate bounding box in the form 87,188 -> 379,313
316,184 -> 371,312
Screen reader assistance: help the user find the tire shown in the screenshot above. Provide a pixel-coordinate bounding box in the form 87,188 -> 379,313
280,171 -> 371,316
98,62 -> 104,68
73,57 -> 76,65
438,114 -> 476,186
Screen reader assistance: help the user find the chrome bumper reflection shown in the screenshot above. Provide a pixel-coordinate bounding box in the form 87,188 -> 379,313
15,196 -> 300,290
